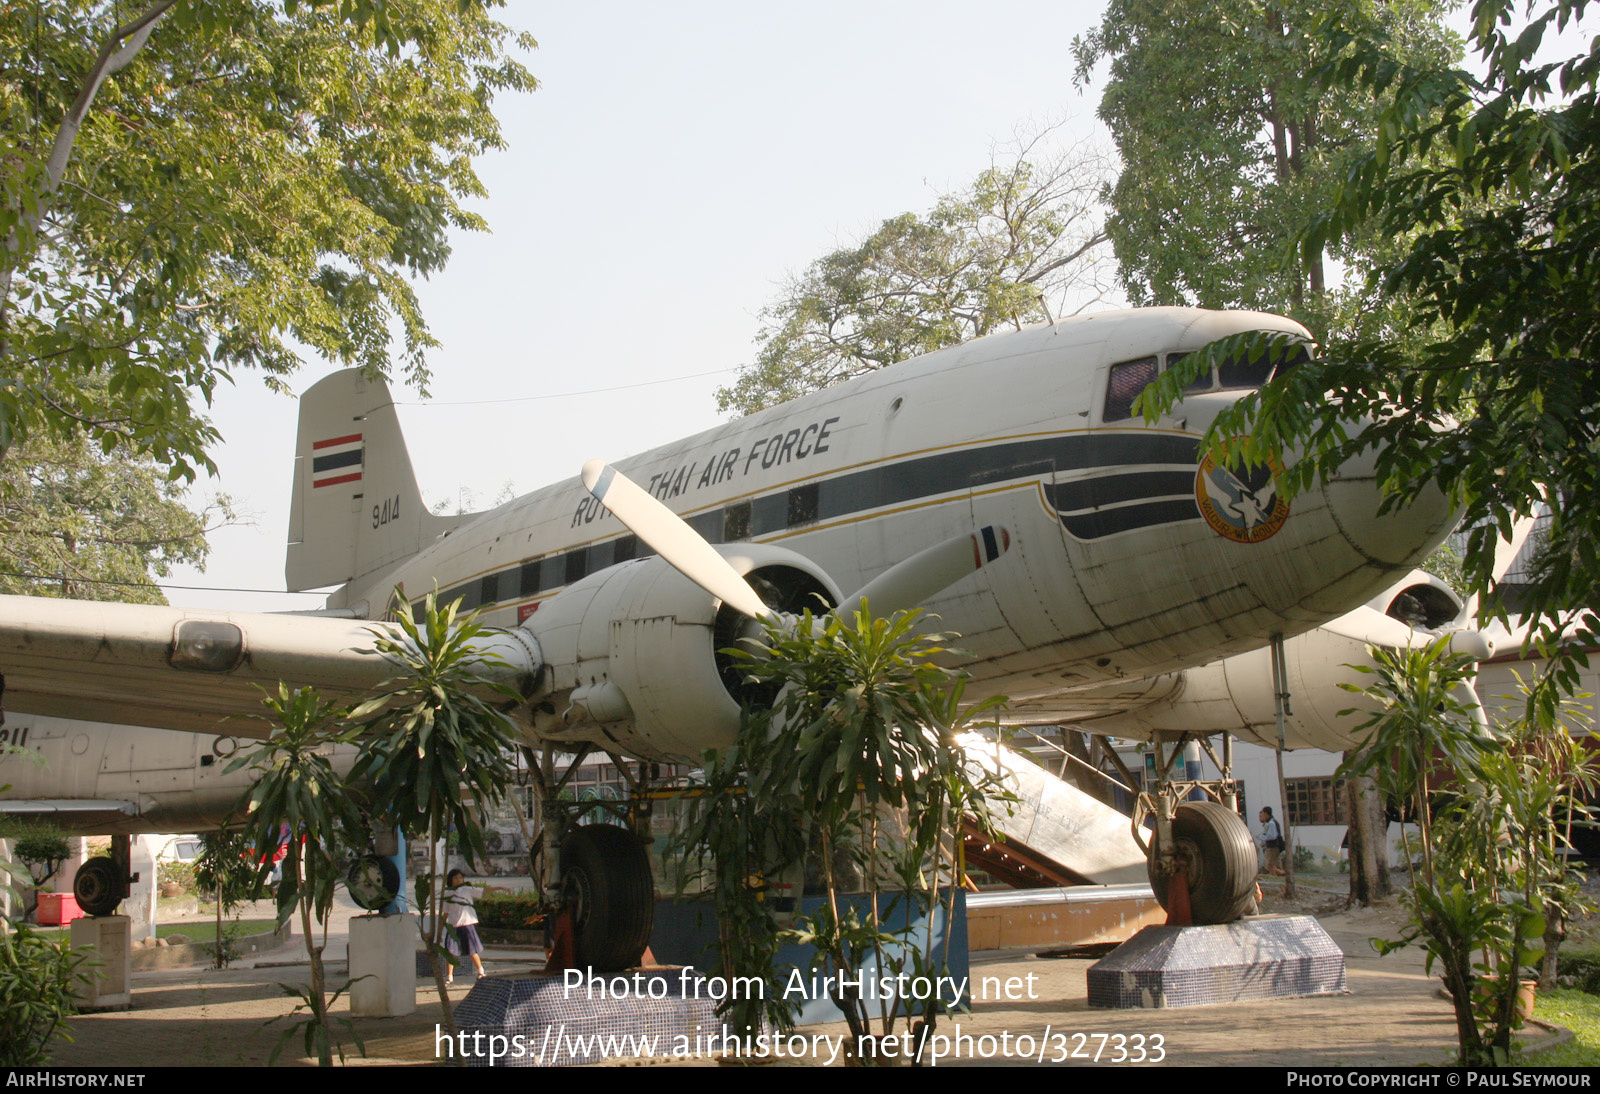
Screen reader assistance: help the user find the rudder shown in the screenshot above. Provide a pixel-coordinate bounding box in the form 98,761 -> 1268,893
286,369 -> 445,592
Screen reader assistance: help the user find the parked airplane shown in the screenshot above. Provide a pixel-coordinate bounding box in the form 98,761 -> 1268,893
0,307 -> 1460,964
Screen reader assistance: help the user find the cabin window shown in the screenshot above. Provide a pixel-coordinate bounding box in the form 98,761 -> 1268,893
1218,349 -> 1276,390
786,483 -> 819,527
614,534 -> 638,563
687,509 -> 724,543
724,501 -> 752,541
1103,356 -> 1159,422
447,580 -> 481,612
496,569 -> 519,604
565,550 -> 588,586
519,560 -> 541,597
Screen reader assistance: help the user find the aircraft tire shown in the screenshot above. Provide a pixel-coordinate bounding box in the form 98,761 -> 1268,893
560,824 -> 654,970
74,856 -> 123,917
1147,801 -> 1257,925
346,854 -> 400,911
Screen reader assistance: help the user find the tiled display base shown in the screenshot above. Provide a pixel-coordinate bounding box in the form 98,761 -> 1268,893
1087,915 -> 1347,1009
451,970 -> 725,1067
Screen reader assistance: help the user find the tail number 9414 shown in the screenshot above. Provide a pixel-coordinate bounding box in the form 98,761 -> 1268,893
373,494 -> 401,530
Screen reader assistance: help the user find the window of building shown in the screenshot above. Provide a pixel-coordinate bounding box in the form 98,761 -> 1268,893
1285,776 -> 1348,826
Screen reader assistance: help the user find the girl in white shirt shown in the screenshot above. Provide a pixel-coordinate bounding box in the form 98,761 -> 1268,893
441,869 -> 506,984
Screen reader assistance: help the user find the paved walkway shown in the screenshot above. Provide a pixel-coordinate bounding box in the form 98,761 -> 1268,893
45,893 -> 1549,1068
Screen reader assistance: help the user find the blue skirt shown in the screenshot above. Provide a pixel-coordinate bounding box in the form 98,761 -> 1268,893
445,923 -> 483,958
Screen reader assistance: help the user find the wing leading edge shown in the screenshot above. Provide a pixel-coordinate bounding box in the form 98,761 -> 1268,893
0,595 -> 540,737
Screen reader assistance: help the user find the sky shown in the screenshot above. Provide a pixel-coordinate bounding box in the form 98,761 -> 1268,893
164,1 -> 1117,611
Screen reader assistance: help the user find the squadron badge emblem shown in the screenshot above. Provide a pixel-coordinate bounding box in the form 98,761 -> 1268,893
1195,449 -> 1290,544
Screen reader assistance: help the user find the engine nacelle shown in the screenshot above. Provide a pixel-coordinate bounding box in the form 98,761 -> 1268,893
523,545 -> 839,759
1072,570 -> 1482,751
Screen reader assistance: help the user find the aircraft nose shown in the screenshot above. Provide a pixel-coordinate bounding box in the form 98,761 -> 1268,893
1317,441 -> 1458,567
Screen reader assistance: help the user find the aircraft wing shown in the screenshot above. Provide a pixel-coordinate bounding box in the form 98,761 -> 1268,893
0,799 -> 141,828
0,595 -> 540,738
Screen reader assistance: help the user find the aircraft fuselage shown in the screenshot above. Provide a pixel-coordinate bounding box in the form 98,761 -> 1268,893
339,309 -> 1451,743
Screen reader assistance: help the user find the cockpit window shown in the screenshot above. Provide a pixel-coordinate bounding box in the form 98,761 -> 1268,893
1219,341 -> 1312,390
1274,343 -> 1311,376
1218,350 -> 1276,390
1103,356 -> 1159,422
1168,351 -> 1213,393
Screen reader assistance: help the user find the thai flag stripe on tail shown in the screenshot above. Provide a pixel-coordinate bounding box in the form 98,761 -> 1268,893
312,434 -> 363,488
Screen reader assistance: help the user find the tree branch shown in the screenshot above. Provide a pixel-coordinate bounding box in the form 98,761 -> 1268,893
45,3 -> 178,192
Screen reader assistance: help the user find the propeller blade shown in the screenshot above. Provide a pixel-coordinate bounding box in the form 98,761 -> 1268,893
1325,602 -> 1495,660
581,460 -> 776,622
841,526 -> 1012,620
1320,604 -> 1433,649
1464,513 -> 1540,623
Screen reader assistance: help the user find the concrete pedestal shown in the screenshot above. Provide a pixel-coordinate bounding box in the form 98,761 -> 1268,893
451,971 -> 723,1067
1087,914 -> 1347,1009
350,913 -> 417,1017
70,915 -> 131,1011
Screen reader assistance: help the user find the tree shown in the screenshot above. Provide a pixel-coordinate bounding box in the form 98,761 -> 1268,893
725,606 -> 1010,1066
1342,643 -> 1597,1065
347,589 -> 522,1043
0,923 -> 92,1066
1071,0 -> 1460,326
194,827 -> 268,968
4,821 -> 71,922
0,429 -> 230,602
0,2 -> 536,480
717,129 -> 1113,417
227,684 -> 364,1067
1139,0 -> 1600,669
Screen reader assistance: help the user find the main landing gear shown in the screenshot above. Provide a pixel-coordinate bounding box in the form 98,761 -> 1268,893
74,834 -> 137,917
560,824 -> 654,969
1134,733 -> 1257,926
526,743 -> 656,971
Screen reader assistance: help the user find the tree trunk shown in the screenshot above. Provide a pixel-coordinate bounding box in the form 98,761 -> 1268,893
0,4 -> 175,363
1344,764 -> 1391,906
1541,902 -> 1566,990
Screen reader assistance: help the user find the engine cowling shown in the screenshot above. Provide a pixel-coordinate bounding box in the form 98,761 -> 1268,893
1070,569 -> 1484,751
522,545 -> 839,759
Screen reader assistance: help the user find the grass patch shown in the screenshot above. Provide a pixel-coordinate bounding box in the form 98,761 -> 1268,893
1528,987 -> 1600,1066
31,919 -> 279,941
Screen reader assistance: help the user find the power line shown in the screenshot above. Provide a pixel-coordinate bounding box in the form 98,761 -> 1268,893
394,366 -> 741,408
0,572 -> 324,596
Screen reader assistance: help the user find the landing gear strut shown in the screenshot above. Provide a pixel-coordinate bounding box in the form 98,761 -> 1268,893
74,834 -> 137,917
1135,733 -> 1256,926
526,743 -> 656,971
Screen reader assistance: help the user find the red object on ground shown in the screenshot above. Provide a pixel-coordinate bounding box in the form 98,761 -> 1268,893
543,907 -> 576,973
1164,863 -> 1193,927
37,892 -> 83,926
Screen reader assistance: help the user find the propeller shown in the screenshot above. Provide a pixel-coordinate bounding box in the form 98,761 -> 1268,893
582,459 -> 776,622
581,459 -> 1011,625
1323,515 -> 1540,656
1463,513 -> 1539,626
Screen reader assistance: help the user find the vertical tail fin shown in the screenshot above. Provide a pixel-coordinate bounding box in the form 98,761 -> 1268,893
286,369 -> 447,592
